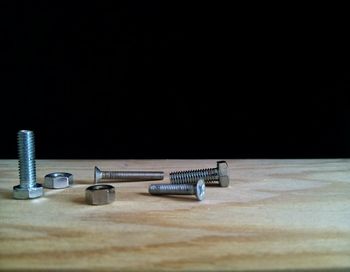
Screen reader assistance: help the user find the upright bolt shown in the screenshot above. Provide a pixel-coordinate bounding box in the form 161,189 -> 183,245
170,161 -> 229,187
94,166 -> 164,184
148,179 -> 206,201
13,130 -> 43,199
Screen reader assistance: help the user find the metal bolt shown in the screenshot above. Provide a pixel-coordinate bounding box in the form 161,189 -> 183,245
13,130 -> 43,199
148,179 -> 206,201
94,166 -> 164,184
170,161 -> 229,187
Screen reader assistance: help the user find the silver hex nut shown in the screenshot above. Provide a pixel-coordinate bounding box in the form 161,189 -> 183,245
44,172 -> 74,189
217,161 -> 229,187
85,184 -> 115,205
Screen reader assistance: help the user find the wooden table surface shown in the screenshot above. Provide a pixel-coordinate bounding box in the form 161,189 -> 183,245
0,159 -> 350,271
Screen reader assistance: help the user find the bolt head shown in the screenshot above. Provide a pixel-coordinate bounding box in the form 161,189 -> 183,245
44,172 -> 73,189
195,179 -> 206,201
217,161 -> 229,187
94,166 -> 102,183
13,183 -> 43,199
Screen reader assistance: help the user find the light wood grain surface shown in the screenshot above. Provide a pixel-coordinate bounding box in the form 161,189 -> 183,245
0,159 -> 350,271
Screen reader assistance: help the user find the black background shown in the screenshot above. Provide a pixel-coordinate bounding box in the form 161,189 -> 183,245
1,2 -> 349,159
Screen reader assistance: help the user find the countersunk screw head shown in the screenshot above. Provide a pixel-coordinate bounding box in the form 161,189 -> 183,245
13,183 -> 43,199
94,166 -> 102,184
195,179 -> 206,201
217,161 -> 229,187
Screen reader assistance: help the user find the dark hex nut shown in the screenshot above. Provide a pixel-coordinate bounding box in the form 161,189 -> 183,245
85,184 -> 115,205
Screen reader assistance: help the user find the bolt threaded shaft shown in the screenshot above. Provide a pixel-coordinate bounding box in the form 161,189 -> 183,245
149,183 -> 195,195
18,130 -> 36,188
101,171 -> 164,181
148,179 -> 206,201
170,168 -> 219,185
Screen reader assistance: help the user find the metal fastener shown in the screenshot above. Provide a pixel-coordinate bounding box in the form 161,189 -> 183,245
94,166 -> 164,184
44,172 -> 74,189
13,130 -> 43,199
170,161 -> 229,187
148,179 -> 206,201
85,184 -> 116,205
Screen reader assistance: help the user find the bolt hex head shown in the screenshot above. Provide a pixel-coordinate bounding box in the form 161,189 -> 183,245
13,183 -> 43,199
217,161 -> 229,187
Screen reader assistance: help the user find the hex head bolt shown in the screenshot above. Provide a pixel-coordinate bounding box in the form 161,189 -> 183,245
148,179 -> 206,201
13,130 -> 43,199
170,161 -> 229,187
94,166 -> 164,184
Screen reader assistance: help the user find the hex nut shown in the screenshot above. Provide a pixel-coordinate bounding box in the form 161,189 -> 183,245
44,172 -> 74,189
217,161 -> 229,187
13,183 -> 44,199
85,184 -> 115,205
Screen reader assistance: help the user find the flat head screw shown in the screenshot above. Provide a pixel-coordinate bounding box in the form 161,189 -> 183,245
94,166 -> 164,184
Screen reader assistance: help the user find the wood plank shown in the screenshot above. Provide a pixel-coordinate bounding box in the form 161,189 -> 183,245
0,159 -> 350,271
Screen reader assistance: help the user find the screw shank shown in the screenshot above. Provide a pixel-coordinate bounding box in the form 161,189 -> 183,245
149,184 -> 195,195
101,171 -> 164,181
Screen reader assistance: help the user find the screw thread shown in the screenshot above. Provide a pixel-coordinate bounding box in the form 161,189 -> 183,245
170,168 -> 219,184
149,183 -> 195,195
18,130 -> 36,188
101,171 -> 164,181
